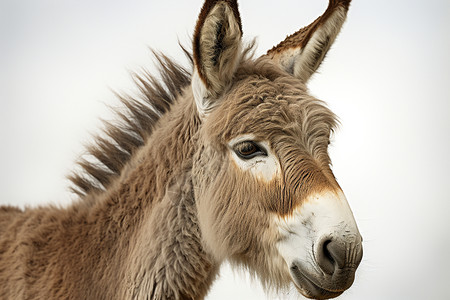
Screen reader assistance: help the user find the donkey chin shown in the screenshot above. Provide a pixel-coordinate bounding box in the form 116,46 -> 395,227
275,190 -> 363,299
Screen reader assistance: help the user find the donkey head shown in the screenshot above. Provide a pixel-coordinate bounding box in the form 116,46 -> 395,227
191,0 -> 362,299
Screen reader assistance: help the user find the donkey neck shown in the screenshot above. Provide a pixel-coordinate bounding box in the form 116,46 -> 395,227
91,89 -> 200,220
85,92 -> 218,299
121,173 -> 219,299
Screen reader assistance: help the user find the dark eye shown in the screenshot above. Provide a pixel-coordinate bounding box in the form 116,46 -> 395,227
233,141 -> 267,160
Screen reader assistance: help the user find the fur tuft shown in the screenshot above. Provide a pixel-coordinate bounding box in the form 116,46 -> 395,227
68,52 -> 192,198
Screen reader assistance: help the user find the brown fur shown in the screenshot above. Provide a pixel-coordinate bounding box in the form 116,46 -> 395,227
0,1 -> 358,299
267,0 -> 352,82
267,0 -> 350,54
68,53 -> 192,199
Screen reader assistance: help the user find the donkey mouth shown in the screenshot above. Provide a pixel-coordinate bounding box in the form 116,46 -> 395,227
290,264 -> 344,300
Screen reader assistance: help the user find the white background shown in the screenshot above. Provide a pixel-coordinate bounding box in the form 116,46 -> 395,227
1,0 -> 449,299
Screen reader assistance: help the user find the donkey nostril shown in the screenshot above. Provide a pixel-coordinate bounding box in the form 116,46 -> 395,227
316,238 -> 335,275
316,235 -> 363,276
323,239 -> 335,264
325,239 -> 346,270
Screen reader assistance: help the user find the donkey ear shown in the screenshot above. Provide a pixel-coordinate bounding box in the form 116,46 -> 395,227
192,0 -> 243,118
267,0 -> 351,83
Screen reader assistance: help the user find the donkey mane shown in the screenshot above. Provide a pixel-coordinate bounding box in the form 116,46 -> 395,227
68,51 -> 192,199
69,43 -> 258,200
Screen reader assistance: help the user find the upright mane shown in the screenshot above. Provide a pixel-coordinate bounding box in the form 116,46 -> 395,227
68,51 -> 192,199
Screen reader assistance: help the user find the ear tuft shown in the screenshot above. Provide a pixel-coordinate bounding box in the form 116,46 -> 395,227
192,0 -> 243,117
267,0 -> 351,83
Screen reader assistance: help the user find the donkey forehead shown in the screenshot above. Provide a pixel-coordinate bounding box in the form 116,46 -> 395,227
206,73 -> 336,143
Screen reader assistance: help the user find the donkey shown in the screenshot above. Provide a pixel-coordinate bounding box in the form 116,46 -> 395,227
0,0 -> 362,299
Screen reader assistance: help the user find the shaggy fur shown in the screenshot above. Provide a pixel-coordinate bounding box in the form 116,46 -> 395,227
0,1 -> 359,299
68,53 -> 191,199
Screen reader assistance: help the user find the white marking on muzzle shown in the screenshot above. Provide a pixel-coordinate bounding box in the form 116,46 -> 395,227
275,190 -> 360,272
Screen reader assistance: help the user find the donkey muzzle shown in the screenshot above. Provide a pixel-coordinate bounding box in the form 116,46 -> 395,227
289,234 -> 362,299
276,190 -> 363,299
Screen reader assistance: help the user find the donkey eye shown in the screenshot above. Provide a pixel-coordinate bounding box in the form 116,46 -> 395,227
233,141 -> 267,160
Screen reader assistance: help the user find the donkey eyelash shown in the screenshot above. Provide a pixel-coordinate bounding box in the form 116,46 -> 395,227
233,141 -> 268,160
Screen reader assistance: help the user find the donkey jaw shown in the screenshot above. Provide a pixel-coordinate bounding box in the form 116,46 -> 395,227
275,190 -> 363,299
